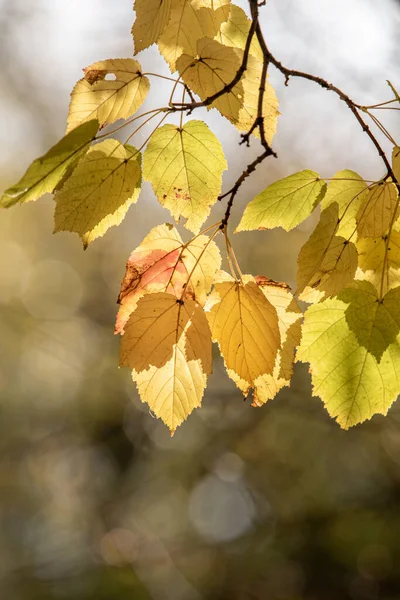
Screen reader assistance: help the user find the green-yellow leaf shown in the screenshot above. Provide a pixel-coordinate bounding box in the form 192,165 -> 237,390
115,223 -> 221,333
296,203 -> 358,303
215,4 -> 263,62
321,170 -> 369,238
356,181 -> 399,238
297,286 -> 400,429
158,0 -> 230,72
356,227 -> 400,292
236,170 -> 326,233
177,38 -> 278,143
251,276 -> 302,405
132,0 -> 172,54
66,59 -> 149,133
54,139 -> 141,248
1,120 -> 99,208
205,271 -> 281,399
120,292 -> 212,433
143,120 -> 227,233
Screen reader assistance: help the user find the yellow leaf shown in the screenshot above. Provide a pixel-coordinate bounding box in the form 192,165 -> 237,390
356,181 -> 399,238
132,0 -> 172,54
143,120 -> 227,233
176,38 -> 278,143
296,203 -> 358,303
158,0 -> 230,72
205,272 -> 281,399
321,170 -> 369,238
236,170 -> 326,232
115,223 -> 221,333
356,227 -> 400,292
215,4 -> 263,62
1,120 -> 99,208
120,292 -> 212,432
393,146 -> 400,183
251,277 -> 302,405
66,58 -> 149,133
54,139 -> 141,247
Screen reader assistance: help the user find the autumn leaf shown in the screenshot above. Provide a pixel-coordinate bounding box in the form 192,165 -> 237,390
356,181 -> 399,238
296,203 -> 358,303
215,4 -> 263,62
236,170 -> 326,233
321,170 -> 369,238
393,146 -> 400,183
132,0 -> 172,54
356,227 -> 400,292
158,0 -> 230,72
205,271 -> 280,400
1,120 -> 99,208
54,139 -> 141,248
66,59 -> 149,133
115,223 -> 221,333
120,292 -> 212,433
251,276 -> 302,405
177,38 -> 278,143
143,120 -> 227,233
297,292 -> 400,429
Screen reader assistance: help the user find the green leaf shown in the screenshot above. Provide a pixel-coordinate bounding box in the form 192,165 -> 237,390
296,203 -> 358,303
236,170 -> 326,232
132,0 -> 172,54
321,170 -> 369,238
297,285 -> 400,429
54,139 -> 141,248
1,120 -> 99,208
143,120 -> 227,233
66,59 -> 150,133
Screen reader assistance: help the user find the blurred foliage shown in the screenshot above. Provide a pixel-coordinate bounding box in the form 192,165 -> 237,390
1,0 -> 400,599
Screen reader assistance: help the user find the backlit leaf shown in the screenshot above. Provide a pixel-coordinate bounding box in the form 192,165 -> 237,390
120,292 -> 212,433
54,139 -> 141,248
132,0 -> 172,54
296,203 -> 358,303
356,227 -> 400,292
297,286 -> 400,429
177,38 -> 278,143
1,120 -> 99,208
158,0 -> 230,72
116,223 -> 221,333
66,59 -> 149,133
356,181 -> 399,238
205,271 -> 281,400
215,4 -> 263,62
236,170 -> 326,233
321,170 -> 369,238
393,146 -> 400,183
143,120 -> 227,233
251,276 -> 302,405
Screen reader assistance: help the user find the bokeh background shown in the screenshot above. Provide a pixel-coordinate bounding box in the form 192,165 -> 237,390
1,1 -> 400,598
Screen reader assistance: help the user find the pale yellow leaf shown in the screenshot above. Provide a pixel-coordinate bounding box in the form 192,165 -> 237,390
177,38 -> 278,143
158,0 -> 230,71
215,4 -> 263,62
356,181 -> 399,238
296,203 -> 358,303
205,272 -> 281,399
143,120 -> 227,233
356,227 -> 400,292
66,58 -> 149,133
120,292 -> 212,432
132,0 -> 172,53
321,170 -> 369,238
54,139 -> 141,247
251,277 -> 302,405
